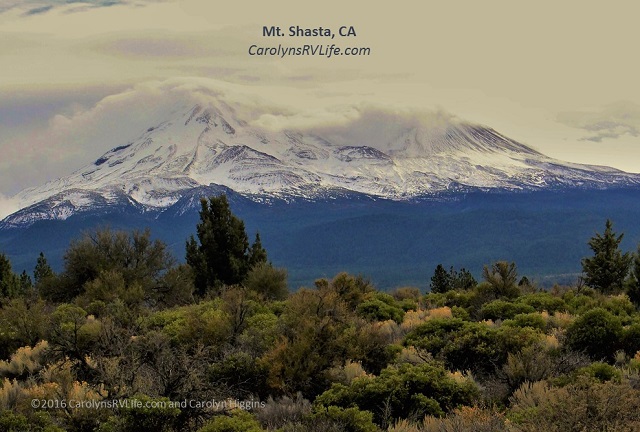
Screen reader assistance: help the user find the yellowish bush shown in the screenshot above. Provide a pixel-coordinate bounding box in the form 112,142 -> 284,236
509,380 -> 565,412
480,319 -> 495,327
427,307 -> 452,320
387,418 -> 421,431
448,370 -> 475,386
550,311 -> 573,328
509,378 -> 640,431
400,309 -> 429,333
377,319 -> 403,342
542,334 -> 560,350
391,287 -> 421,301
0,378 -> 26,410
327,360 -> 370,385
422,406 -> 507,432
0,340 -> 49,378
396,346 -> 432,365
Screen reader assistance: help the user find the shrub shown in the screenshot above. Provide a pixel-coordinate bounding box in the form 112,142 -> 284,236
197,410 -> 264,432
253,393 -> 311,430
503,313 -> 547,331
208,351 -> 270,399
576,362 -> 621,383
622,323 -> 640,356
98,395 -> 180,432
391,287 -> 421,301
508,378 -> 640,431
0,410 -> 64,432
310,406 -> 377,432
244,263 -> 288,300
357,299 -> 404,323
422,406 -> 507,432
517,292 -> 566,313
565,308 -> 623,361
0,341 -> 49,379
315,362 -> 479,427
405,318 -> 542,375
480,300 -> 535,321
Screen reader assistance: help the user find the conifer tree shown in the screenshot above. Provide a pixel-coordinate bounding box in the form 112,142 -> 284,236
451,267 -> 477,290
33,252 -> 54,284
582,219 -> 631,294
430,264 -> 452,293
18,271 -> 32,292
186,195 -> 267,296
248,233 -> 268,269
0,253 -> 20,300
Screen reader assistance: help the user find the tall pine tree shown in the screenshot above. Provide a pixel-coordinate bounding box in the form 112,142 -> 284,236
186,195 -> 267,296
0,253 -> 21,301
430,264 -> 451,293
581,219 -> 631,294
248,233 -> 268,269
34,252 -> 54,284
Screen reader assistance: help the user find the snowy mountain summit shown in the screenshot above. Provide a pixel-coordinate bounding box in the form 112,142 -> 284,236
4,102 -> 640,228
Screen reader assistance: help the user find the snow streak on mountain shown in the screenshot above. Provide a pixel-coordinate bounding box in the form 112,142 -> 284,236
3,101 -> 640,228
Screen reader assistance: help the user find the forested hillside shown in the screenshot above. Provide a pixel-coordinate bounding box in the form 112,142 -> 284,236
2,196 -> 640,431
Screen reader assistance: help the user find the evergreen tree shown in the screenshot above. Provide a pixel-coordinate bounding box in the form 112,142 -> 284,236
18,271 -> 32,292
248,233 -> 268,269
430,264 -> 452,293
451,267 -> 477,290
582,219 -> 632,294
518,276 -> 531,287
33,252 -> 54,284
186,195 -> 266,296
0,253 -> 20,300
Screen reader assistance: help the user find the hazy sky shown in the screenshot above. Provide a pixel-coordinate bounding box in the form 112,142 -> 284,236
1,0 -> 640,214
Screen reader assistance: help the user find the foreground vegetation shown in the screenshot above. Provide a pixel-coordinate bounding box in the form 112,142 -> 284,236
1,196 -> 640,431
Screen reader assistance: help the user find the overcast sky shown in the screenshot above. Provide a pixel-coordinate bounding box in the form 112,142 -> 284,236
1,0 -> 640,215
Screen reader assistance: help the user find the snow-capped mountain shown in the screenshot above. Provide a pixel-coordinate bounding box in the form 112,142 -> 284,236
3,102 -> 640,228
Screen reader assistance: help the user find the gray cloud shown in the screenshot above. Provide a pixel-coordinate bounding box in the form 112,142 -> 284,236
558,101 -> 640,143
300,106 -> 460,152
0,78 -> 287,195
0,193 -> 19,220
24,5 -> 53,14
1,0 -> 164,15
0,78 -> 463,197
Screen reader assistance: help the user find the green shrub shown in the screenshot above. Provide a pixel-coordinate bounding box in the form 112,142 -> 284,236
0,410 -> 64,432
565,308 -> 623,361
576,362 -> 622,383
503,313 -> 546,331
98,395 -> 180,432
404,318 -> 542,374
517,292 -> 566,313
197,410 -> 263,432
480,300 -> 535,320
315,362 -> 479,427
622,323 -> 640,356
357,299 -> 404,323
311,406 -> 377,432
